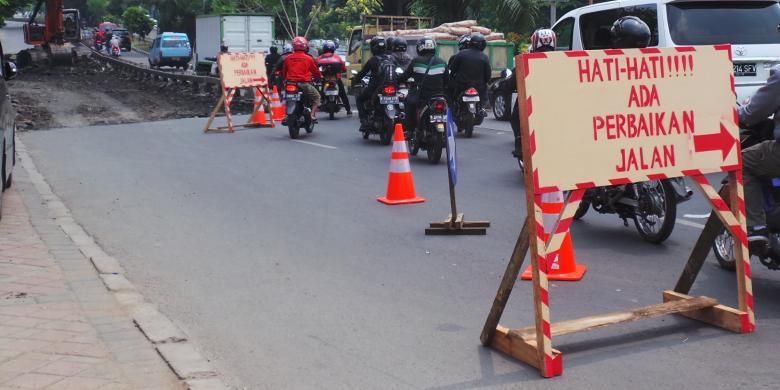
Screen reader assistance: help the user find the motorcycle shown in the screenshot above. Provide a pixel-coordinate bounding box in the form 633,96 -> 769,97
352,70 -> 398,145
284,81 -> 315,139
407,95 -> 447,164
453,85 -> 485,138
94,38 -> 104,51
573,178 -> 693,243
110,40 -> 121,57
321,77 -> 343,120
712,119 -> 780,271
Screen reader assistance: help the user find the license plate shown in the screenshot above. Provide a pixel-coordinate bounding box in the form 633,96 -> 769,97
462,96 -> 480,102
325,90 -> 339,96
286,94 -> 301,101
430,114 -> 446,123
380,96 -> 399,104
734,63 -> 756,77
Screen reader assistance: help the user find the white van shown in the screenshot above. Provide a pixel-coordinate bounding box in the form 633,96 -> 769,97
552,0 -> 780,102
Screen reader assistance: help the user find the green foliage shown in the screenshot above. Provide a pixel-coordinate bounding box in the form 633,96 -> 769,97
122,6 -> 154,38
0,0 -> 33,27
86,0 -> 110,22
309,0 -> 381,39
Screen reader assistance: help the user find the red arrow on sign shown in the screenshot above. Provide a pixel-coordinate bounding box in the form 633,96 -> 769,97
694,123 -> 737,160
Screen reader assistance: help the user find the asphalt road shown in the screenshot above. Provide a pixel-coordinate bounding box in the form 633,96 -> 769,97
21,114 -> 780,389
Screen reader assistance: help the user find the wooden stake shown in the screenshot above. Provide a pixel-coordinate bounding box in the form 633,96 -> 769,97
203,94 -> 225,133
480,217 -> 530,345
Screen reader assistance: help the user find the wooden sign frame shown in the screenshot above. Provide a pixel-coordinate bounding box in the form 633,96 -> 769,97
204,52 -> 274,133
480,47 -> 755,378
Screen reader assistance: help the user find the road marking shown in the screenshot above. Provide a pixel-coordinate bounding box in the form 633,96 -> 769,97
683,213 -> 712,219
289,139 -> 338,150
677,218 -> 706,229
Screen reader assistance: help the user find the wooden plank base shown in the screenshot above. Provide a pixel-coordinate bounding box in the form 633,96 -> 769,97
426,214 -> 490,235
663,291 -> 748,333
491,325 -> 562,376
511,295 -> 717,340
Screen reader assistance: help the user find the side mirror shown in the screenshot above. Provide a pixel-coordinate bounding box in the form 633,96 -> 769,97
4,62 -> 17,81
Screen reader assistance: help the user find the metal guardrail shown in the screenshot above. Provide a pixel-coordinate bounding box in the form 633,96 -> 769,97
89,49 -> 221,93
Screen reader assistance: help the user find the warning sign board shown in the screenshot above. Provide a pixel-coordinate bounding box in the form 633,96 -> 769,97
520,45 -> 738,193
218,52 -> 268,90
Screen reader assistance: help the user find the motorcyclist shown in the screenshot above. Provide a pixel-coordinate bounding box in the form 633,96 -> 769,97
448,32 -> 491,107
510,28 -> 557,159
739,64 -> 780,251
354,36 -> 394,131
265,46 -> 280,83
316,40 -> 352,116
282,36 -> 323,122
94,28 -> 105,49
109,34 -> 121,55
397,36 -> 448,135
391,38 -> 412,69
272,43 -> 294,92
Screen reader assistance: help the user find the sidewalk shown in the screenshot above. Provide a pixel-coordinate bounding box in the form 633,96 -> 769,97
0,185 -> 182,388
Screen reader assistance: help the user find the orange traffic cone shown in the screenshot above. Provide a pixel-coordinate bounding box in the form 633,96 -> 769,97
377,123 -> 425,205
521,191 -> 587,281
270,85 -> 285,121
246,89 -> 270,127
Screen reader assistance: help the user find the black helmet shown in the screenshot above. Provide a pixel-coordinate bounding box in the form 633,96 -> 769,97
458,34 -> 471,51
393,38 -> 407,53
270,46 -> 278,54
610,16 -> 651,49
370,36 -> 387,55
469,32 -> 487,51
386,36 -> 397,52
416,36 -> 436,56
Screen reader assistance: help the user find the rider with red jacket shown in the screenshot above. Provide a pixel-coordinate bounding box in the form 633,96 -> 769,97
316,40 -> 352,116
282,36 -> 323,121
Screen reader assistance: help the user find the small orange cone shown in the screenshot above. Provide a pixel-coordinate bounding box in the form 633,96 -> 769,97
246,89 -> 271,128
521,191 -> 587,281
377,123 -> 425,205
270,85 -> 285,121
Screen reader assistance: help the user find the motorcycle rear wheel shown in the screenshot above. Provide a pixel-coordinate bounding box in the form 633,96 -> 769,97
633,180 -> 676,244
380,121 -> 393,145
288,121 -> 300,139
427,133 -> 443,164
712,227 -> 737,271
465,125 -> 474,138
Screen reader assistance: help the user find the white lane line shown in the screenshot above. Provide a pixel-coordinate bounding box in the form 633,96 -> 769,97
683,213 -> 712,219
677,219 -> 706,229
288,139 -> 338,150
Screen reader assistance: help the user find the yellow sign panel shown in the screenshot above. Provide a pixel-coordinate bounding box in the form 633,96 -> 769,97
218,52 -> 268,90
519,45 -> 738,193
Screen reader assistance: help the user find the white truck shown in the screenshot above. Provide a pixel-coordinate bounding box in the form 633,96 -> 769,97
194,14 -> 275,76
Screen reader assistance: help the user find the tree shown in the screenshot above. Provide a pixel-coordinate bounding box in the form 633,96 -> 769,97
309,0 -> 380,39
86,0 -> 110,23
0,0 -> 33,27
122,6 -> 154,39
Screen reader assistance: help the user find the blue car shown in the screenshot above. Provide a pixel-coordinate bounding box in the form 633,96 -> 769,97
148,32 -> 192,70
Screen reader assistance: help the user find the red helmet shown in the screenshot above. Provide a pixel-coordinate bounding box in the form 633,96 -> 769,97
292,36 -> 308,52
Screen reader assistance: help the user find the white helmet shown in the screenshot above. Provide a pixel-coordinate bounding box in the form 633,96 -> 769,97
530,29 -> 557,53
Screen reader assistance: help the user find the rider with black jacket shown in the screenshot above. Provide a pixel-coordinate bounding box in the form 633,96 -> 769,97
448,33 -> 491,104
355,37 -> 394,131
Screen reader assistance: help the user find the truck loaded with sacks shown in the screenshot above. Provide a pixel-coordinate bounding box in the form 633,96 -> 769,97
346,15 -> 515,82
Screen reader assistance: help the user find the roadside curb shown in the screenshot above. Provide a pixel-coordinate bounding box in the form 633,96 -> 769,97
17,138 -> 229,390
133,47 -> 150,56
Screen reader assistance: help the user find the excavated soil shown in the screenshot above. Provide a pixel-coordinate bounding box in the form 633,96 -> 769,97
9,58 -> 254,131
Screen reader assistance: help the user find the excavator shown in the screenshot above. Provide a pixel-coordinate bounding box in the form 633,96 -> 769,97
18,0 -> 81,67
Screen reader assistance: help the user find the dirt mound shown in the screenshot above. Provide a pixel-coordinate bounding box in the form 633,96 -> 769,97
9,58 -> 254,130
